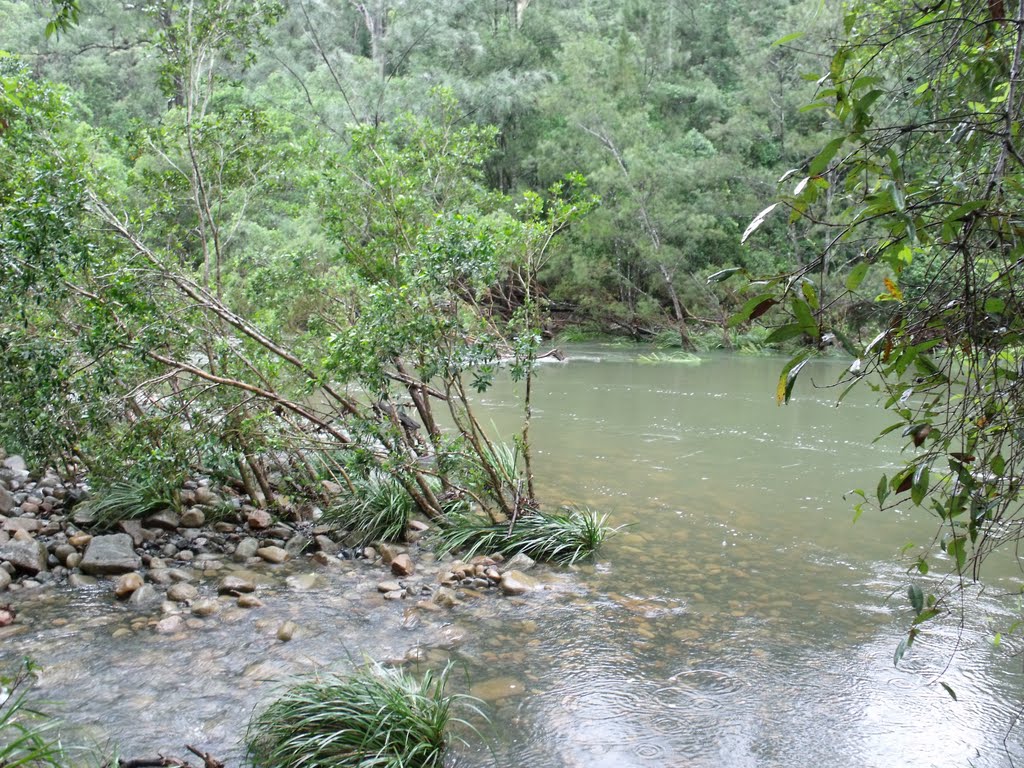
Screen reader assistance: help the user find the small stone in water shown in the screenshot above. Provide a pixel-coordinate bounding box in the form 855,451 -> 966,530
237,594 -> 262,609
277,620 -> 297,641
114,572 -> 144,598
256,546 -> 287,564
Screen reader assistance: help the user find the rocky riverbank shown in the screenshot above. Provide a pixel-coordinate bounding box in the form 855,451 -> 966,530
0,449 -> 543,640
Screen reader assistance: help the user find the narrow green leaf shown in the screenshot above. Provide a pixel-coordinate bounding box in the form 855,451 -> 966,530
771,31 -> 805,47
876,474 -> 889,506
809,136 -> 845,176
939,682 -> 958,701
776,351 -> 814,405
764,323 -> 807,344
707,267 -> 744,283
911,463 -> 930,505
845,262 -> 870,291
894,637 -> 909,666
791,298 -> 818,337
908,583 -> 924,614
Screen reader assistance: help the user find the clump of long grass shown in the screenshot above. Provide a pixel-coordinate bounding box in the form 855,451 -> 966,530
435,506 -> 614,565
76,478 -> 177,530
1,661 -> 66,768
246,663 -> 472,768
320,471 -> 415,543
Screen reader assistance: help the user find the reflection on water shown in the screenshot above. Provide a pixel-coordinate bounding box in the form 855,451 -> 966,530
4,346 -> 1024,766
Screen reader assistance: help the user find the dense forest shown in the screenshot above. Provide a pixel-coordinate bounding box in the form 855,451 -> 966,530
0,0 -> 841,511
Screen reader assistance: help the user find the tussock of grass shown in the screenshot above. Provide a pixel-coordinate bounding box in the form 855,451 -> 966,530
1,662 -> 66,768
320,472 -> 414,543
246,663 -> 471,768
76,479 -> 176,530
435,506 -> 614,565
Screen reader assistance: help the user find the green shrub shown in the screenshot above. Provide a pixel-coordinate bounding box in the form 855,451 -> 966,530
435,506 -> 614,565
246,663 -> 471,768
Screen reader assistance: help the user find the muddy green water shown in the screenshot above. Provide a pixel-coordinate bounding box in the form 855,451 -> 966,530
5,346 -> 1024,766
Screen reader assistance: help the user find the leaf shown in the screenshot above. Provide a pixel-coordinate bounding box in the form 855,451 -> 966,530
809,136 -> 845,176
846,262 -> 870,291
877,474 -> 889,506
791,298 -> 818,337
946,536 -> 967,570
992,454 -> 1006,477
741,203 -> 779,244
776,351 -> 814,405
939,682 -> 958,701
801,282 -> 820,310
883,277 -> 903,301
908,583 -> 924,614
895,472 -> 913,494
893,637 -> 909,666
765,323 -> 807,344
911,463 -> 930,505
912,607 -> 941,625
707,267 -> 744,283
728,294 -> 776,327
772,31 -> 805,47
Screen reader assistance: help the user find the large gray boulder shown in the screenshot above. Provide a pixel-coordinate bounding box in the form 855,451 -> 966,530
0,539 -> 47,575
80,534 -> 141,575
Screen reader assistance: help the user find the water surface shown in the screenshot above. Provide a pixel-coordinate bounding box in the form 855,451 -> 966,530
5,347 -> 1023,766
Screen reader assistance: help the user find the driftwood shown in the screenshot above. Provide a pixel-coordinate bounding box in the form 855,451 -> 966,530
115,746 -> 224,768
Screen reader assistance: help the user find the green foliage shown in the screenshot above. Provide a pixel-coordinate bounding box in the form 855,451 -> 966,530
0,660 -> 66,768
321,472 -> 416,544
246,663 -> 472,768
435,506 -> 615,565
739,0 -> 1024,660
76,477 -> 178,531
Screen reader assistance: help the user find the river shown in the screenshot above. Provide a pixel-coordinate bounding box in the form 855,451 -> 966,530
4,346 -> 1024,766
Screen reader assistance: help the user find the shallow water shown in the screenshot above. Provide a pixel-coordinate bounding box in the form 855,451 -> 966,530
5,346 -> 1024,766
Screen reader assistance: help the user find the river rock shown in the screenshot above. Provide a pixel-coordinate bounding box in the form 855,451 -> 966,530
391,554 -> 415,576
378,580 -> 403,593
219,575 -> 255,595
277,620 -> 297,641
118,520 -> 147,547
156,615 -> 184,634
68,573 -> 97,588
191,598 -> 219,617
0,486 -> 14,514
114,572 -> 144,598
433,586 -> 459,608
80,534 -> 142,576
503,553 -> 537,572
314,535 -> 340,555
68,532 -> 92,549
2,516 -> 41,534
234,537 -> 260,561
246,509 -> 273,530
286,573 -> 318,590
499,570 -> 537,596
54,543 -> 76,566
237,594 -> 262,609
2,456 -> 27,474
142,509 -> 178,531
377,543 -> 399,565
167,583 -> 199,602
193,486 -> 218,506
128,584 -> 162,608
179,508 -> 205,528
0,569 -> 10,591
0,539 -> 47,575
256,546 -> 287,564
284,533 -> 308,556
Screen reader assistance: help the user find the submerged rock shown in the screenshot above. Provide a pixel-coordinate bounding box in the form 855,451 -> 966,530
499,570 -> 537,596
